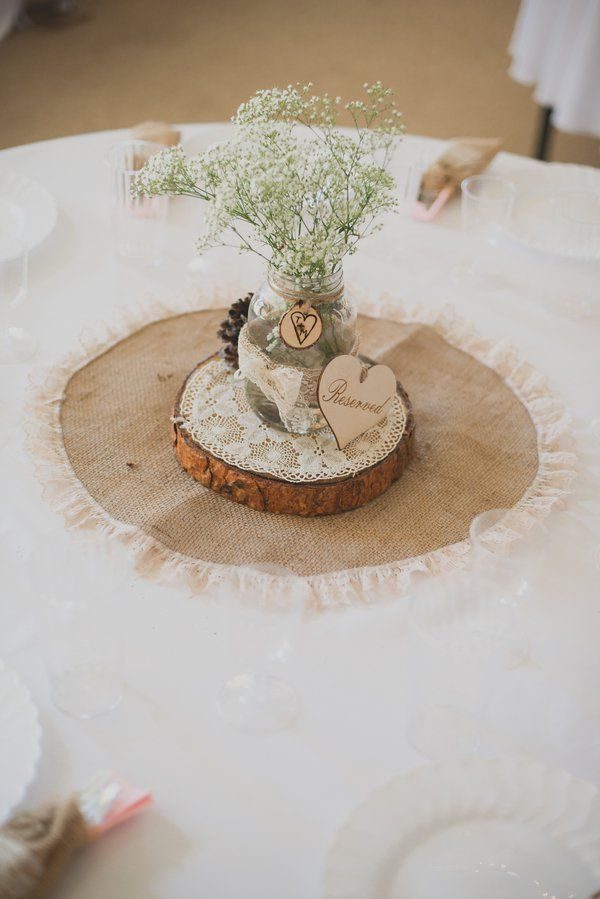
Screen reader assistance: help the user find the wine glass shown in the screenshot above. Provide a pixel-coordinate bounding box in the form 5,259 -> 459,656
552,190 -> 600,259
468,507 -> 530,670
451,175 -> 516,284
216,564 -> 308,733
406,574 -> 491,760
406,508 -> 533,760
0,235 -> 37,364
31,531 -> 131,719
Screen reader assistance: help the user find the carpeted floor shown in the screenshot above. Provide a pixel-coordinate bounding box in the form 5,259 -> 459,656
1,0 -> 598,165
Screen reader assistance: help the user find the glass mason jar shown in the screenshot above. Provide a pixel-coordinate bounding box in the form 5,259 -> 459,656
244,266 -> 357,435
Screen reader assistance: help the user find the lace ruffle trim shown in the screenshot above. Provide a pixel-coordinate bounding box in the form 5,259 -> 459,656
25,285 -> 577,609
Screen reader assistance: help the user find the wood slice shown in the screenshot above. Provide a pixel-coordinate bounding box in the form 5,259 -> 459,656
171,355 -> 415,516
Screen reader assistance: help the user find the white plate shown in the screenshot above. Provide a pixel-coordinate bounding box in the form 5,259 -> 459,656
323,758 -> 600,899
507,163 -> 600,260
0,170 -> 57,256
0,659 -> 41,823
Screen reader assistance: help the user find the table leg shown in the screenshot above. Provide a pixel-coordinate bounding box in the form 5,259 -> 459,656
534,106 -> 554,161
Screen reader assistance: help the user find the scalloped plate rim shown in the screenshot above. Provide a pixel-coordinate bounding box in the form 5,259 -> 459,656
0,169 -> 58,256
323,757 -> 600,899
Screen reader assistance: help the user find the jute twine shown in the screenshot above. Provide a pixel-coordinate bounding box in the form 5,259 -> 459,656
0,799 -> 89,899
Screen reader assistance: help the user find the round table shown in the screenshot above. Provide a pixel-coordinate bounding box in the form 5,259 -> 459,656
1,126 -> 599,898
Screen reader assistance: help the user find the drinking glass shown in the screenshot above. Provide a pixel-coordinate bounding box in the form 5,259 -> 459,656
552,190 -> 600,259
468,508 -> 530,670
105,140 -> 168,262
0,236 -> 37,364
31,533 -> 130,719
461,175 -> 516,243
216,565 -> 307,733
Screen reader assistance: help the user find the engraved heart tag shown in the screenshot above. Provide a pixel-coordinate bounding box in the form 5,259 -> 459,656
318,355 -> 397,449
279,301 -> 322,350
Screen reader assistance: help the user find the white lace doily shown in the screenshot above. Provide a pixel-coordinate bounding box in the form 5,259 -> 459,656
177,358 -> 408,483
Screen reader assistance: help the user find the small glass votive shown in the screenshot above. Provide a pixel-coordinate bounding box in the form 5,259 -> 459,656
105,140 -> 168,262
0,236 -> 37,364
31,534 -> 130,719
552,191 -> 600,259
461,174 -> 515,243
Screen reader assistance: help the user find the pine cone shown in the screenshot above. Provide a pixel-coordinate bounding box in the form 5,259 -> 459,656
217,293 -> 252,367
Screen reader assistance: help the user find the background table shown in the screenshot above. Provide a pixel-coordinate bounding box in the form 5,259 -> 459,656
510,0 -> 600,139
1,125 -> 599,898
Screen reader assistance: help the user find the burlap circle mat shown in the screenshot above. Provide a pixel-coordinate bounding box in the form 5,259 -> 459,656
30,293 -> 575,607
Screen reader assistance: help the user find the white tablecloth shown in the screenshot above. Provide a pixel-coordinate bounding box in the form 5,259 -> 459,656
510,0 -> 600,137
1,126 -> 599,898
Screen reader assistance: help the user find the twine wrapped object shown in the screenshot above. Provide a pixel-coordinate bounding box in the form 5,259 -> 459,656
131,120 -> 181,148
0,799 -> 89,899
419,137 -> 502,200
0,772 -> 151,899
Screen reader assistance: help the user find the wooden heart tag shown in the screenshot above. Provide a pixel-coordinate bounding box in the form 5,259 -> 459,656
279,301 -> 322,350
318,355 -> 397,450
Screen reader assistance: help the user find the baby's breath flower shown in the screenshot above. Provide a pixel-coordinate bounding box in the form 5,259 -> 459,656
134,84 -> 404,283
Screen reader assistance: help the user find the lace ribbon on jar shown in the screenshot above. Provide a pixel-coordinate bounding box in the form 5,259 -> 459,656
237,324 -> 359,427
